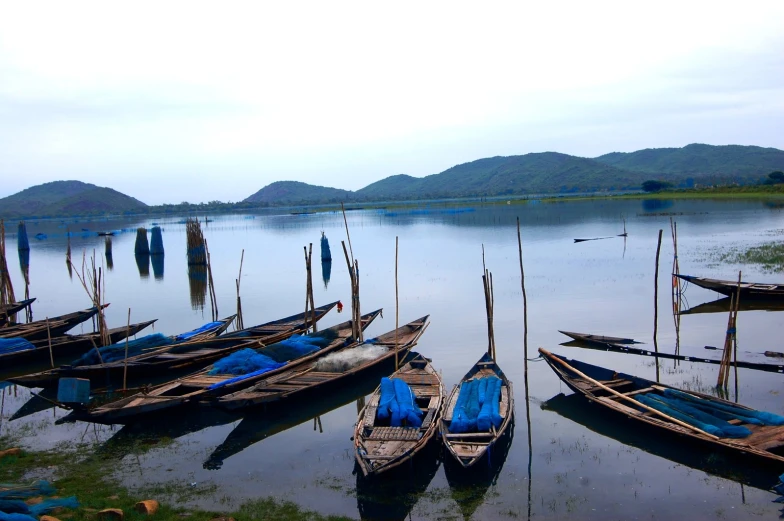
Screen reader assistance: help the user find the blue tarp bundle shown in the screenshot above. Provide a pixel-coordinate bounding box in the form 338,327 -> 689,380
71,334 -> 173,366
662,388 -> 784,426
262,330 -> 339,363
174,321 -> 222,342
0,481 -> 56,499
635,394 -> 752,438
208,348 -> 286,376
449,376 -> 503,433
376,378 -> 422,427
0,338 -> 35,355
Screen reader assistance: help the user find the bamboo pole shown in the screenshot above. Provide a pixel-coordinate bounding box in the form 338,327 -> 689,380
341,241 -> 358,340
341,203 -> 354,264
235,249 -> 245,330
718,272 -> 742,388
308,245 -> 316,332
653,229 -> 663,382
205,239 -> 218,321
540,348 -> 721,440
395,236 -> 399,370
46,317 -> 54,368
517,218 -> 528,368
123,308 -> 131,391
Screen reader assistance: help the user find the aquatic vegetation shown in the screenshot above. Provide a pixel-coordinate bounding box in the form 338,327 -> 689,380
718,242 -> 784,272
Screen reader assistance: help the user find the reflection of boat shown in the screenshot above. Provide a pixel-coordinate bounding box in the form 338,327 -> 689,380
541,392 -> 782,492
1,305 -> 105,341
204,360 -> 394,470
213,315 -> 429,411
10,315 -> 236,388
77,310 -> 379,424
539,348 -> 784,467
680,296 -> 784,315
0,298 -> 36,325
444,416 -> 514,521
677,274 -> 784,300
355,441 -> 441,521
0,319 -> 157,375
559,330 -> 641,345
9,388 -> 61,421
440,352 -> 514,468
558,340 -> 784,374
354,354 -> 444,477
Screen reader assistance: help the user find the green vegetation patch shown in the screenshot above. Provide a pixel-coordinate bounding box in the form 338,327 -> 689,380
718,242 -> 784,273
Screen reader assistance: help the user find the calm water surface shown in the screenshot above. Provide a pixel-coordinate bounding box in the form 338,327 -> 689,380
2,198 -> 784,520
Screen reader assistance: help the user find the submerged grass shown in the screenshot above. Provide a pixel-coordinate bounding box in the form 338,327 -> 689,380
0,441 -> 353,521
718,242 -> 784,273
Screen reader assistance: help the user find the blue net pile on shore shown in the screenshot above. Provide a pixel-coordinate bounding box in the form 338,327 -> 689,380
377,377 -> 422,427
633,388 -> 784,438
0,480 -> 78,521
449,376 -> 503,433
0,338 -> 35,355
71,334 -> 173,366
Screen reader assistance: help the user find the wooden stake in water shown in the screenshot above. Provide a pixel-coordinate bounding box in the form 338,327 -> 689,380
341,202 -> 354,264
394,236 -> 399,371
653,229 -> 663,382
123,308 -> 131,391
235,249 -> 245,330
516,218 -> 528,365
46,317 -> 54,368
718,272 -> 742,388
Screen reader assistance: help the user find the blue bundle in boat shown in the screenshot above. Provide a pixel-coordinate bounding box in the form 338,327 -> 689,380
662,388 -> 784,426
71,334 -> 173,366
376,378 -> 421,427
208,348 -> 285,376
174,321 -> 222,342
635,394 -> 752,438
0,338 -> 35,355
449,376 -> 503,433
262,330 -> 338,363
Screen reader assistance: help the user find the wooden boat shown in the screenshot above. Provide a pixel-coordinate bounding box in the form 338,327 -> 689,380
0,298 -> 36,325
680,296 -> 784,315
31,303 -> 337,386
439,352 -> 515,468
0,306 -> 106,341
212,315 -> 429,411
71,310 -> 381,424
8,314 -> 242,388
0,319 -> 157,368
353,353 -> 444,477
559,330 -> 641,345
677,274 -> 784,300
559,340 -> 784,374
539,348 -> 784,465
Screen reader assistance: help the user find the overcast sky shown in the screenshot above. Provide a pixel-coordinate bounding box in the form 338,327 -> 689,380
1,2 -> 783,204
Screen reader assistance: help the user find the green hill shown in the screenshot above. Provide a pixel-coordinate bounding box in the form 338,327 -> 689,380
0,181 -> 148,218
243,181 -> 353,205
594,143 -> 784,181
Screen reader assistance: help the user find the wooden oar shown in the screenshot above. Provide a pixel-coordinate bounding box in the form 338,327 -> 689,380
538,348 -> 720,440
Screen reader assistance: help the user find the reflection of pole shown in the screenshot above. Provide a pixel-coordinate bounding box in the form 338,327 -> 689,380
653,230 -> 663,382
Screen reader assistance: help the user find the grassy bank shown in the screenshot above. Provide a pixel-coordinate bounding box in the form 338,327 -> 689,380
0,438 -> 352,521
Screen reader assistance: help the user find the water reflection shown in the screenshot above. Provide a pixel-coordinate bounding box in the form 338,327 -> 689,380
135,253 -> 150,279
541,392 -> 782,491
681,297 -> 784,315
321,260 -> 331,289
151,254 -> 164,280
444,419 -> 514,521
187,264 -> 208,310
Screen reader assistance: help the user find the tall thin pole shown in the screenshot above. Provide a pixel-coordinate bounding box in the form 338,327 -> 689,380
394,236 -> 399,370
123,308 -> 131,391
46,317 -> 54,369
341,203 -> 354,265
517,218 -> 528,365
653,229 -> 663,383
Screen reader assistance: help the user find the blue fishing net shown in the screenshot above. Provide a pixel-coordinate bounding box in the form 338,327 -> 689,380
0,512 -> 35,521
28,497 -> 79,516
635,394 -> 751,438
174,321 -> 222,342
0,338 -> 35,355
376,377 -> 422,427
0,481 -> 56,499
449,376 -> 503,433
320,234 -> 332,261
262,330 -> 339,363
662,388 -> 784,426
71,334 -> 173,366
0,500 -> 28,514
208,348 -> 285,376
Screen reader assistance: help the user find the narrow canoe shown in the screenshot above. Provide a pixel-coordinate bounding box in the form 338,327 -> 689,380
72,310 -> 381,424
677,274 -> 784,300
539,348 -> 784,466
0,305 -> 106,340
559,330 -> 641,345
0,319 -> 158,368
439,352 -> 515,468
212,315 -> 430,411
354,353 -> 444,477
0,298 -> 36,325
